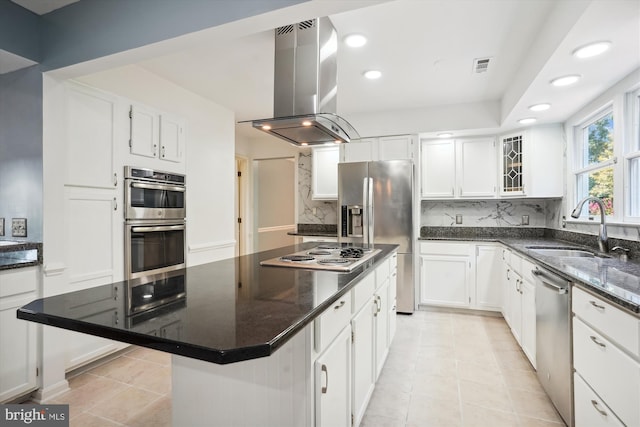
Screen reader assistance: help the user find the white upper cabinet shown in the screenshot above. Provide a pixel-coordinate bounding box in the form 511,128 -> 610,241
341,135 -> 416,163
420,139 -> 455,198
420,137 -> 496,199
499,124 -> 563,198
129,104 -> 158,159
159,114 -> 185,163
312,146 -> 340,200
66,83 -> 118,189
458,138 -> 496,198
130,104 -> 185,163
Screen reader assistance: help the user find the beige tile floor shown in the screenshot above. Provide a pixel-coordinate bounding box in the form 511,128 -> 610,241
36,310 -> 566,427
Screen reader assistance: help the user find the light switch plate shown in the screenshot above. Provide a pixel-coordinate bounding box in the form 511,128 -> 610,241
522,215 -> 529,225
0,218 -> 4,236
11,218 -> 27,237
455,214 -> 463,224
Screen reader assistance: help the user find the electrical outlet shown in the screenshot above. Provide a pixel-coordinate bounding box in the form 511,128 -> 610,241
455,214 -> 463,224
521,215 -> 529,225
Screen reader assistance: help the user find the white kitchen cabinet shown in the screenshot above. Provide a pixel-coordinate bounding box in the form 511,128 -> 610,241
374,280 -> 390,379
420,139 -> 455,198
130,104 -> 185,163
572,287 -> 640,427
351,298 -> 375,427
499,124 -> 563,198
63,187 -> 127,370
387,264 -> 397,346
66,83 -> 118,189
315,325 -> 352,427
0,267 -> 39,403
159,114 -> 185,163
341,135 -> 416,163
475,245 -> 502,311
503,252 -> 536,367
419,242 -> 472,308
312,146 -> 340,199
574,372 -> 626,427
420,137 -> 496,199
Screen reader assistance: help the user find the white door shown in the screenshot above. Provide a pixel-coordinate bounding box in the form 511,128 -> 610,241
312,146 -> 339,199
420,256 -> 470,307
378,135 -> 414,160
374,280 -> 390,379
130,104 -> 158,158
315,326 -> 352,427
254,158 -> 296,252
475,245 -> 502,310
520,279 -> 536,367
342,138 -> 375,163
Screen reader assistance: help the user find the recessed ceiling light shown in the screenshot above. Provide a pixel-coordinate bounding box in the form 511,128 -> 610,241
550,75 -> 581,87
437,132 -> 453,138
573,41 -> 612,59
518,118 -> 537,124
528,103 -> 551,112
364,70 -> 382,79
344,34 -> 367,48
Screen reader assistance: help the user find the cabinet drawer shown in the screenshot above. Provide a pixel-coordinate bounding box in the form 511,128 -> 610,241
419,242 -> 470,256
352,273 -> 375,314
0,267 -> 39,298
574,372 -> 625,427
315,292 -> 352,353
573,287 -> 640,357
375,259 -> 390,289
573,318 -> 640,427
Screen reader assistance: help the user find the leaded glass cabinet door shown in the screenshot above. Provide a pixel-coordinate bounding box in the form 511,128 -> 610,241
500,133 -> 525,196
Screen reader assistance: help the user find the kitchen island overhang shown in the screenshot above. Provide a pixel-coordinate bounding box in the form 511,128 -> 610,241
16,242 -> 399,365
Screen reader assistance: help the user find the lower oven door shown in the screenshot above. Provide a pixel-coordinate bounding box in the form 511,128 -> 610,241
125,221 -> 186,279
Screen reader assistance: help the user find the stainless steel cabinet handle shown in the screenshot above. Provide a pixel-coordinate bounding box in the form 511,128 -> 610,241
321,364 -> 328,394
113,172 -> 118,187
590,335 -> 606,348
373,298 -> 379,317
334,300 -> 346,310
131,225 -> 185,232
113,197 -> 117,211
591,399 -> 607,417
506,269 -> 510,280
590,301 -> 606,310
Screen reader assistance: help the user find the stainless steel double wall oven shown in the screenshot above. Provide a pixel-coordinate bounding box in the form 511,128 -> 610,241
124,167 -> 186,314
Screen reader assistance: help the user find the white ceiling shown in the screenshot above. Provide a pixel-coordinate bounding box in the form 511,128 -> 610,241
13,0 -> 640,138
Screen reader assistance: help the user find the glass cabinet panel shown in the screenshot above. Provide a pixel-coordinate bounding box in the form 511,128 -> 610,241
502,134 -> 524,194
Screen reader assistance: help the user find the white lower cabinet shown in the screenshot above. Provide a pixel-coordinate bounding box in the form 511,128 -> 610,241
574,372 -> 625,427
0,267 -> 39,403
374,280 -> 390,379
572,287 -> 640,427
419,242 -> 502,312
351,298 -> 375,427
315,325 -> 352,427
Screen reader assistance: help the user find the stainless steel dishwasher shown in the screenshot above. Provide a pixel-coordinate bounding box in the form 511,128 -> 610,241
532,267 -> 573,427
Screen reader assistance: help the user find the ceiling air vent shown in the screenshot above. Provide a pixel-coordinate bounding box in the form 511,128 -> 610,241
473,57 -> 492,74
276,25 -> 294,35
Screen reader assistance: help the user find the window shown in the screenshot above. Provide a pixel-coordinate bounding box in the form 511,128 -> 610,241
573,109 -> 615,217
627,88 -> 640,218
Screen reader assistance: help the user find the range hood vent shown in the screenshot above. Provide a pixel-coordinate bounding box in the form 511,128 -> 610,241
247,17 -> 359,146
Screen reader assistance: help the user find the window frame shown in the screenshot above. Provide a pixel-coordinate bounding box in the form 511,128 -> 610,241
624,87 -> 640,222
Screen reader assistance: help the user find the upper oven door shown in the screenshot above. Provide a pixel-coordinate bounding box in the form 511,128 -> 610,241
125,180 -> 186,220
126,222 -> 186,279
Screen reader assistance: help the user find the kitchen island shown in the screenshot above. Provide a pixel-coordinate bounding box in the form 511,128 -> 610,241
18,242 -> 399,427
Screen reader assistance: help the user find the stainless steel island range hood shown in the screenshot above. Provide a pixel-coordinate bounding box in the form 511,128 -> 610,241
248,17 -> 359,146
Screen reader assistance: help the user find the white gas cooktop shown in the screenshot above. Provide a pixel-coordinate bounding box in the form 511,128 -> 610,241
260,245 -> 381,272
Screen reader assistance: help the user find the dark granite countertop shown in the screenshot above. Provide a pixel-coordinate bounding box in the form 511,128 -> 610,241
17,242 -> 398,364
287,231 -> 338,237
0,241 -> 43,270
419,228 -> 640,315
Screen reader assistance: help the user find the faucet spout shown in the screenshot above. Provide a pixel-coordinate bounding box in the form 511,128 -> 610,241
571,196 -> 608,253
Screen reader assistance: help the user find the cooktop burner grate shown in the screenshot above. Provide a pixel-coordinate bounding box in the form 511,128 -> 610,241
317,245 -> 341,250
280,255 -> 315,262
307,250 -> 332,256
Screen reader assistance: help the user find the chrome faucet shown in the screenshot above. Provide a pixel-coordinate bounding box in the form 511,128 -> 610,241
570,196 -> 608,253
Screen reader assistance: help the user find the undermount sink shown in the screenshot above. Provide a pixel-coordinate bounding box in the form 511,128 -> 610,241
526,246 -> 600,258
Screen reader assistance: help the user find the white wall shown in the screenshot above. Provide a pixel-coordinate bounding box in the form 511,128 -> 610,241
76,65 -> 237,265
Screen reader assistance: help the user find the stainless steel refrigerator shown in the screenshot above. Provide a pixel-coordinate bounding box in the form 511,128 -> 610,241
338,160 -> 415,313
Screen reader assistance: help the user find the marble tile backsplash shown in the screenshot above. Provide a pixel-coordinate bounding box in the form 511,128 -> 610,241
420,199 -> 549,227
297,151 -> 337,225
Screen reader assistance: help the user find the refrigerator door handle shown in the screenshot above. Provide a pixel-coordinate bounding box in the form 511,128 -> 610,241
362,177 -> 369,244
